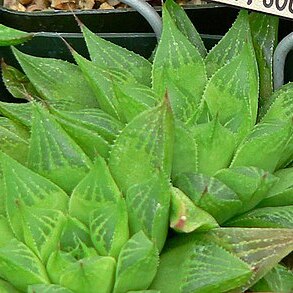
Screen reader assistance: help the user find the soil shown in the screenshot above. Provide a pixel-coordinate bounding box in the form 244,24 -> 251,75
3,0 -> 207,12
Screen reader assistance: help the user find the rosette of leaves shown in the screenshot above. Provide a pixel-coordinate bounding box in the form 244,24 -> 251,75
0,0 -> 292,292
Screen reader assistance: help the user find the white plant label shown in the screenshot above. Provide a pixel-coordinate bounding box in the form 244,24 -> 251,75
211,0 -> 293,19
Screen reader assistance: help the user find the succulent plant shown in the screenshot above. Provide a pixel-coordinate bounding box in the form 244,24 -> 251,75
0,0 -> 292,292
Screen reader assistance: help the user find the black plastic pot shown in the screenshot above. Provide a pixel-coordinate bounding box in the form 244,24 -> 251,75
0,3 -> 240,35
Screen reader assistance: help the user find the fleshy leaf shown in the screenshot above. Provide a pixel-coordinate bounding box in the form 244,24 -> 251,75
28,284 -> 74,293
12,47 -> 98,110
231,121 -> 293,173
211,228 -> 293,288
60,255 -> 116,293
193,118 -> 235,176
251,264 -> 293,292
174,172 -> 242,224
69,157 -> 122,226
151,232 -> 252,293
46,250 -> 75,285
225,206 -> 293,228
0,216 -> 15,248
172,122 -> 198,179
153,228 -> 293,291
0,117 -> 29,164
71,49 -> 132,121
52,108 -> 123,160
165,0 -> 206,57
60,217 -> 92,254
167,77 -> 204,124
0,101 -> 33,127
114,82 -> 159,123
249,13 -> 278,111
114,231 -> 159,293
0,239 -> 49,292
205,10 -> 252,77
204,42 -> 259,142
82,25 -> 151,86
258,167 -> 293,207
261,83 -> 293,168
126,172 -> 171,252
261,83 -> 293,123
28,105 -> 92,193
170,187 -> 218,233
128,291 -> 160,293
0,152 -> 68,241
215,166 -> 278,213
0,24 -> 33,46
2,61 -> 39,100
21,207 -> 67,263
152,6 -> 206,112
90,199 -> 129,258
109,98 -> 174,192
0,279 -> 19,292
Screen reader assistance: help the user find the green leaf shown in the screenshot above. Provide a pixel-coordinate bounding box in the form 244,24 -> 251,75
261,83 -> 293,168
249,13 -> 278,111
258,167 -> 293,207
0,239 -> 49,292
0,152 -> 68,241
151,232 -> 252,293
109,98 -> 174,192
193,118 -> 235,176
170,187 -> 218,233
128,291 -> 160,293
165,0 -> 206,58
261,82 -> 293,123
174,172 -> 242,224
60,217 -> 92,254
0,216 -> 15,248
21,207 -> 67,263
0,117 -> 29,164
0,24 -> 33,46
172,122 -> 198,179
60,255 -> 116,293
225,206 -> 293,228
82,25 -> 151,86
231,121 -> 293,173
1,61 -> 39,100
12,47 -> 99,110
205,10 -> 252,77
28,105 -> 92,193
28,284 -> 74,293
0,101 -> 33,127
46,250 -> 75,284
52,108 -> 123,160
153,227 -> 293,292
69,157 -> 122,226
251,264 -> 293,292
166,78 -> 203,124
152,6 -> 206,109
0,279 -> 19,292
126,172 -> 170,252
211,228 -> 293,288
215,166 -> 278,213
114,82 -> 159,123
71,49 -> 132,121
90,199 -> 129,258
114,231 -> 159,293
204,41 -> 259,142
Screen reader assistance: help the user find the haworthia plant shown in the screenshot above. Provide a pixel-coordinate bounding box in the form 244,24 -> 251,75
0,1 -> 291,292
